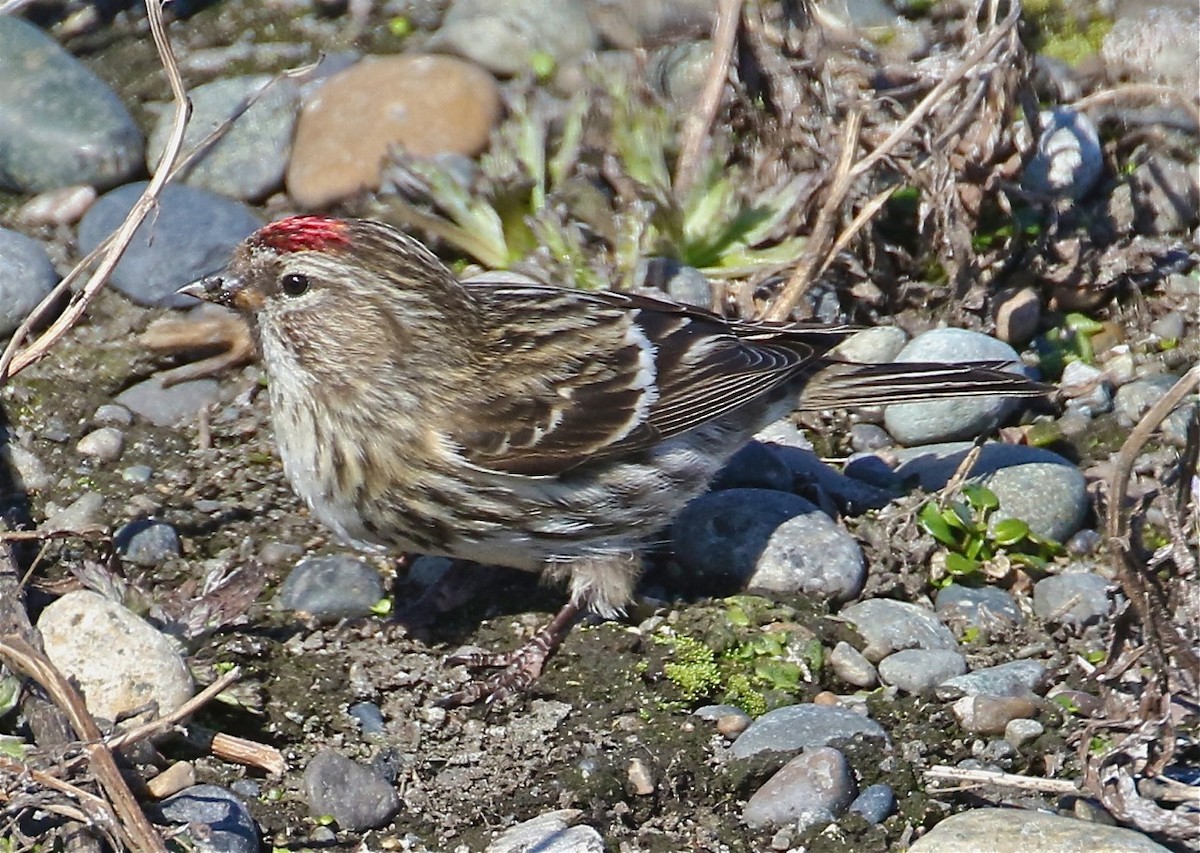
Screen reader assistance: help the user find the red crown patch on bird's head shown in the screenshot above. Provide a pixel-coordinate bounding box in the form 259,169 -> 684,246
253,216 -> 351,253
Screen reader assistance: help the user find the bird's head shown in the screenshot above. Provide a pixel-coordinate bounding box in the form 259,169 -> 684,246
179,216 -> 478,379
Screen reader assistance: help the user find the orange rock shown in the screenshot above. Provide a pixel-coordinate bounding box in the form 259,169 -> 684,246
287,54 -> 501,208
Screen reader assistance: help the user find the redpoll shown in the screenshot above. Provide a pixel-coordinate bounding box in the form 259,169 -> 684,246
181,216 -> 1048,705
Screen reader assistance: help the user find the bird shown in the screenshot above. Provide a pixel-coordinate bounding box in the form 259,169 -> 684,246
179,215 -> 1049,705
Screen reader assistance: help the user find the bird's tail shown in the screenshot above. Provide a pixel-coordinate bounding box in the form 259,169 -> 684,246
797,360 -> 1052,410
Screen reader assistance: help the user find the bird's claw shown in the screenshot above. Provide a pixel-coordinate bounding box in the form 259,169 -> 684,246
435,600 -> 581,707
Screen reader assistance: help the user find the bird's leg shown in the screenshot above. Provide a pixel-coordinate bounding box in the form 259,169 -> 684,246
436,600 -> 581,707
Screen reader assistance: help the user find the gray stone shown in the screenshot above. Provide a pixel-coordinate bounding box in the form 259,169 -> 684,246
147,75 -> 299,201
828,641 -> 878,689
0,228 -> 58,338
673,490 -> 856,597
1114,373 -> 1195,446
115,519 -> 181,567
935,584 -> 1024,631
877,649 -> 967,694
849,423 -> 893,452
486,810 -> 605,853
907,807 -> 1173,852
882,331 -> 1025,446
154,784 -> 259,853
848,783 -> 895,824
1033,572 -> 1113,627
278,554 -> 386,621
636,257 -> 713,308
731,704 -> 887,759
1,442 -> 49,493
1125,156 -> 1200,236
348,702 -> 386,736
77,182 -> 261,307
1060,360 -> 1111,417
857,442 -> 1088,542
743,747 -> 857,830
93,403 -> 133,428
0,17 -> 142,192
38,590 -> 193,727
76,427 -> 124,463
839,599 -> 958,663
1103,6 -> 1200,90
952,694 -> 1038,735
303,749 -> 399,832
431,0 -> 598,77
832,326 -> 908,364
748,505 -> 866,602
711,441 -> 794,492
1004,717 -> 1045,748
43,492 -> 104,532
115,376 -> 222,427
937,660 -> 1047,700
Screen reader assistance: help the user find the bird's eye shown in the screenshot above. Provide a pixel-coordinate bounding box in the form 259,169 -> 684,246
280,273 -> 309,297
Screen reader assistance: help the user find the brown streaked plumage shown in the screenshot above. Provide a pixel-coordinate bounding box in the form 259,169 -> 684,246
181,216 -> 1050,705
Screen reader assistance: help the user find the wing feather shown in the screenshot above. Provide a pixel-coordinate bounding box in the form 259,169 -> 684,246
453,284 -> 842,475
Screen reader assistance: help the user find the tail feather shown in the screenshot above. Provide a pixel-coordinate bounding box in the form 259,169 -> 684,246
797,360 -> 1051,410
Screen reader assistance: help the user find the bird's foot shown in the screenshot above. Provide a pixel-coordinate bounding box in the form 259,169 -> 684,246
436,601 -> 580,707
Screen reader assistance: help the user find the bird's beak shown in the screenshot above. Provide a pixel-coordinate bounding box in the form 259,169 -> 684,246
177,273 -> 256,311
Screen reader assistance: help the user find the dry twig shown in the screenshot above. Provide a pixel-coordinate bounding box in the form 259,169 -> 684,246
0,0 -> 189,385
674,0 -> 745,197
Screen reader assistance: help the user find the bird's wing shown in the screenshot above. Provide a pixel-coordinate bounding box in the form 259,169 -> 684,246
453,283 -> 856,476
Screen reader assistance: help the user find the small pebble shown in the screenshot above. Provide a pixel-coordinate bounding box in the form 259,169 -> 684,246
829,641 -> 879,689
38,590 -> 193,727
731,704 -> 887,759
937,660 -> 1047,699
485,810 -> 604,853
743,746 -> 857,830
839,599 -> 958,663
1065,529 -> 1102,556
1033,572 -> 1114,628
627,758 -> 655,795
1004,717 -> 1045,748
93,403 -> 133,428
146,761 -> 196,799
716,713 -> 752,738
277,554 -> 386,621
76,427 -> 124,462
15,184 -> 96,226
115,519 -> 181,566
907,807 -> 1172,852
952,695 -> 1038,735
155,784 -> 259,853
303,749 -> 399,832
348,702 -> 386,737
878,649 -> 967,694
848,783 -> 896,824
935,585 -> 1024,632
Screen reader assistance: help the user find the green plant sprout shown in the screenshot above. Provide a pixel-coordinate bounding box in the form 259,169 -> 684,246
656,619 -> 818,717
380,78 -> 807,288
919,483 -> 1061,586
1035,311 -> 1105,379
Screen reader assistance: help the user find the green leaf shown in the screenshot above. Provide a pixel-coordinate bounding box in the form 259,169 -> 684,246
992,518 -> 1031,546
944,552 -> 981,577
919,502 -> 958,545
962,484 -> 999,511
